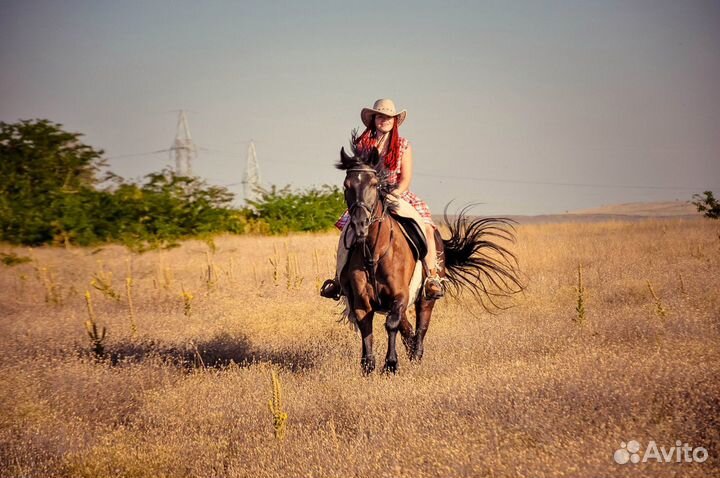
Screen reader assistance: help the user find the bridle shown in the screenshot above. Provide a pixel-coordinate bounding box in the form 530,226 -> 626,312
342,167 -> 395,297
344,168 -> 384,245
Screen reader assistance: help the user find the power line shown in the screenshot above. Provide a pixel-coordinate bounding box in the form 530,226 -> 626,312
413,171 -> 711,191
105,111 -> 198,175
105,145 -> 713,193
105,150 -> 167,160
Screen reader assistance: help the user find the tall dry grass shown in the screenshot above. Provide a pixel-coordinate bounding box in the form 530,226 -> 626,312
0,218 -> 718,477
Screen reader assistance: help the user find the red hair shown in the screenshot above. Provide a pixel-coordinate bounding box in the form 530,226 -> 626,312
353,117 -> 401,171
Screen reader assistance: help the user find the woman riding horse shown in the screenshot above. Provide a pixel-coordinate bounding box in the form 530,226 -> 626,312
321,98 -> 445,300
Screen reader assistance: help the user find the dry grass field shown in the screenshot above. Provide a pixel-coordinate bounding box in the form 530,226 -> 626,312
1,218 -> 719,477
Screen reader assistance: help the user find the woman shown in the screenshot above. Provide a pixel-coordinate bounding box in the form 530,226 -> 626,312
321,98 -> 445,300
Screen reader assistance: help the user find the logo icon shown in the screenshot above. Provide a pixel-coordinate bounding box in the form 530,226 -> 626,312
614,440 -> 642,464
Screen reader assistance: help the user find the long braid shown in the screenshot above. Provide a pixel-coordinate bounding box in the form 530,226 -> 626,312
385,118 -> 401,171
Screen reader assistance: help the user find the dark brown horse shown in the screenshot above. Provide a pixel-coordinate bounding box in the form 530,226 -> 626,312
337,143 -> 524,374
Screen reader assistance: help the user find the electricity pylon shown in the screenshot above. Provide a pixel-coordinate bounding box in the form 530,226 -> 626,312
243,140 -> 261,203
169,110 -> 197,176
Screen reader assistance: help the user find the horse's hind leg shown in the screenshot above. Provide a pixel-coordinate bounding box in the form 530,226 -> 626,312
384,297 -> 408,374
412,297 -> 435,361
409,231 -> 441,361
399,315 -> 415,359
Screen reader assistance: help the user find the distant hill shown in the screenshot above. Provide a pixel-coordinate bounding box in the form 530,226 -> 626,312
568,200 -> 698,216
434,201 -> 703,225
471,201 -> 703,225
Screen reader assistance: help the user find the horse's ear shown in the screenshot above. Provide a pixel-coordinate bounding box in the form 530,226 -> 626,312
340,147 -> 352,168
368,148 -> 380,168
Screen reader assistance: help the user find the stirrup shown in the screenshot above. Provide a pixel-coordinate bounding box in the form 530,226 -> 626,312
423,275 -> 446,300
320,279 -> 342,301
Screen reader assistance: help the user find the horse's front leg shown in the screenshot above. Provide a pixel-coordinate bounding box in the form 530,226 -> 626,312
356,309 -> 375,375
384,296 -> 408,374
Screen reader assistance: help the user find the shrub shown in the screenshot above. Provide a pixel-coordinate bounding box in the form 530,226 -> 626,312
692,191 -> 719,219
247,185 -> 345,234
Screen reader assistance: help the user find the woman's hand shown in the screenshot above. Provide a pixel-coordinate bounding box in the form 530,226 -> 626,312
386,189 -> 401,210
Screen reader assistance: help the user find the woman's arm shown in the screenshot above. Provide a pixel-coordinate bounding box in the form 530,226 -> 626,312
394,144 -> 413,195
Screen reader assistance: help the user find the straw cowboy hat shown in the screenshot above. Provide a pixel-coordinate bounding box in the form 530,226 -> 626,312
361,98 -> 407,128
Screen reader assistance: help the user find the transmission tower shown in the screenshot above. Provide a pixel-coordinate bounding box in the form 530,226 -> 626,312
169,110 -> 197,175
243,140 -> 261,203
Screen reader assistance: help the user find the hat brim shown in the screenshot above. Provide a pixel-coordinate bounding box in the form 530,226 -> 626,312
361,108 -> 407,128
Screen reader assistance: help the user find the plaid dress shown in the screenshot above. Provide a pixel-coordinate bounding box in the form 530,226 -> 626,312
335,136 -> 434,230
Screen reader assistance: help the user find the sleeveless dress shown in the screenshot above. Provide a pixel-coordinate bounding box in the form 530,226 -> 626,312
335,136 -> 433,230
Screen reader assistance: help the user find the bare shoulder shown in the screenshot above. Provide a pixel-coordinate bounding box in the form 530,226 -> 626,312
404,142 -> 413,159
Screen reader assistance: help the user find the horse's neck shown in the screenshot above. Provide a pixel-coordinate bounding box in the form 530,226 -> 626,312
366,198 -> 391,249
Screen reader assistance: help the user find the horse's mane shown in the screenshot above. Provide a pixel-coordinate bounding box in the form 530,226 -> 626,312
335,129 -> 393,196
348,128 -> 364,160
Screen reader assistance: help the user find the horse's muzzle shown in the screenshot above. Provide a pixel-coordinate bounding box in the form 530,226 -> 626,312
351,218 -> 370,242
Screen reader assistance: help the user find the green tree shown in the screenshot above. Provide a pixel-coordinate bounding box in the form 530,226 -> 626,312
0,119 -> 106,245
692,191 -> 719,219
0,119 -> 245,247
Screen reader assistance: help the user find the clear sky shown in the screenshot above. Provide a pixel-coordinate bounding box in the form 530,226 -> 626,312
2,0 -> 719,215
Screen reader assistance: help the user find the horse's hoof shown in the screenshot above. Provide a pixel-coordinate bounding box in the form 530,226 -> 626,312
383,362 -> 398,374
361,358 -> 375,375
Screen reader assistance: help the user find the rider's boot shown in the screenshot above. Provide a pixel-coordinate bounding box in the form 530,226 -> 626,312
320,278 -> 342,300
423,249 -> 447,300
424,275 -> 444,299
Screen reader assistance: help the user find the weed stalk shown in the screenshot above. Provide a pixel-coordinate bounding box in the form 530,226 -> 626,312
646,280 -> 667,318
574,263 -> 586,325
268,370 -> 288,440
83,290 -> 106,358
126,277 -> 137,336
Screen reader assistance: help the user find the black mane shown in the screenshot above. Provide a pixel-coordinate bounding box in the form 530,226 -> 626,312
335,129 -> 372,171
335,130 -> 393,196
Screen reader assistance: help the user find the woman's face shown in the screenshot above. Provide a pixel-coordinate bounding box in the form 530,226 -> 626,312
374,114 -> 394,133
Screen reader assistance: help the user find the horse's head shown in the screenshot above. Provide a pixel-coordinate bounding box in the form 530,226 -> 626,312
337,146 -> 383,241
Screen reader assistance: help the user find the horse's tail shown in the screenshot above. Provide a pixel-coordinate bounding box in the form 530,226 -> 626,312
441,205 -> 525,311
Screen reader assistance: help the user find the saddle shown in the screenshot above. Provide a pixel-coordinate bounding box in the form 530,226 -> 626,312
391,213 -> 428,261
